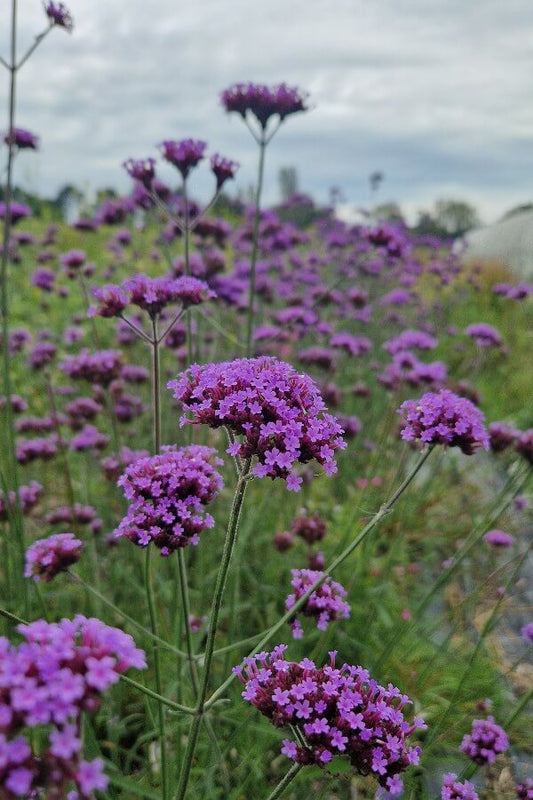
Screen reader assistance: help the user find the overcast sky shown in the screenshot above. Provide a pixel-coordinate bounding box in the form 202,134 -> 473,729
2,0 -> 533,224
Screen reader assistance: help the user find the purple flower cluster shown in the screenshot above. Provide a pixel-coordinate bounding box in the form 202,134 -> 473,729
483,529 -> 515,548
168,357 -> 346,491
3,127 -> 39,150
221,82 -> 308,129
45,504 -> 100,530
460,716 -> 509,765
27,340 -> 57,370
160,139 -> 207,179
90,275 -> 214,319
44,1 -> 74,31
70,424 -> 109,452
123,157 -> 156,188
100,447 -> 149,482
493,282 -> 533,300
25,533 -> 84,582
516,430 -> 533,464
115,445 -> 224,555
31,266 -> 56,292
60,249 -> 86,278
488,421 -> 519,453
0,202 -> 32,224
516,778 -> 533,799
286,569 -> 350,638
330,333 -> 373,357
0,481 -> 43,521
16,435 -> 58,465
234,646 -> 424,796
210,154 -> 240,189
384,329 -> 438,354
522,622 -> 533,643
0,616 -> 144,797
398,389 -> 489,455
441,773 -> 479,800
291,513 -> 327,544
465,323 -> 503,348
60,349 -> 123,385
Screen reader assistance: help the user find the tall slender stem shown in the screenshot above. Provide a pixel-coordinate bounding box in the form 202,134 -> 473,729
145,548 -> 168,799
177,550 -> 199,697
151,317 -> 161,454
0,0 -> 27,610
245,136 -> 267,356
173,460 -> 252,800
265,763 -> 303,800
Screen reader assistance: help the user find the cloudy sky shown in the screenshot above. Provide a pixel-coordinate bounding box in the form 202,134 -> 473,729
2,0 -> 533,224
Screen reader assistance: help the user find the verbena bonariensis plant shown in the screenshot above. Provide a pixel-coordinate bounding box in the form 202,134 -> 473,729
221,82 -> 309,354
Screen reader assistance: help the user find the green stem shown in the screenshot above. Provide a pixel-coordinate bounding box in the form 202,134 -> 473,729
0,0 -> 27,613
182,179 -> 194,368
173,460 -> 252,800
145,548 -> 168,799
151,317 -> 161,453
177,550 -> 200,697
119,674 -> 195,716
205,447 -> 434,709
265,763 -> 303,800
245,136 -> 267,356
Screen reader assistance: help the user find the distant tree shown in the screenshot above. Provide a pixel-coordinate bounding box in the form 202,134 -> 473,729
433,199 -> 480,237
412,199 -> 480,239
500,203 -> 533,221
372,202 -> 405,225
95,187 -> 119,204
278,167 -> 299,202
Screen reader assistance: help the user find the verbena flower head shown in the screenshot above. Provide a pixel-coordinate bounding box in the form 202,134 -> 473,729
441,772 -> 479,799
168,357 -> 346,491
115,445 -> 224,555
221,82 -> 309,129
89,284 -> 129,317
25,533 -> 84,582
516,429 -> 533,464
160,138 -> 207,179
465,323 -> 502,348
123,157 -> 156,188
210,154 -> 239,189
0,201 -> 32,224
291,513 -> 327,544
521,622 -> 533,643
460,716 -> 509,765
488,421 -> 519,453
398,389 -> 489,455
60,349 -> 123,385
234,647 -> 425,797
44,1 -> 74,31
96,274 -> 214,318
0,615 -> 144,797
516,778 -> 533,799
3,127 -> 39,150
286,569 -> 350,638
0,481 -> 43,521
483,529 -> 515,547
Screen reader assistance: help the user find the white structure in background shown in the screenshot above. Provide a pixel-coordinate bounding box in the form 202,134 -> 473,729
462,210 -> 533,279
